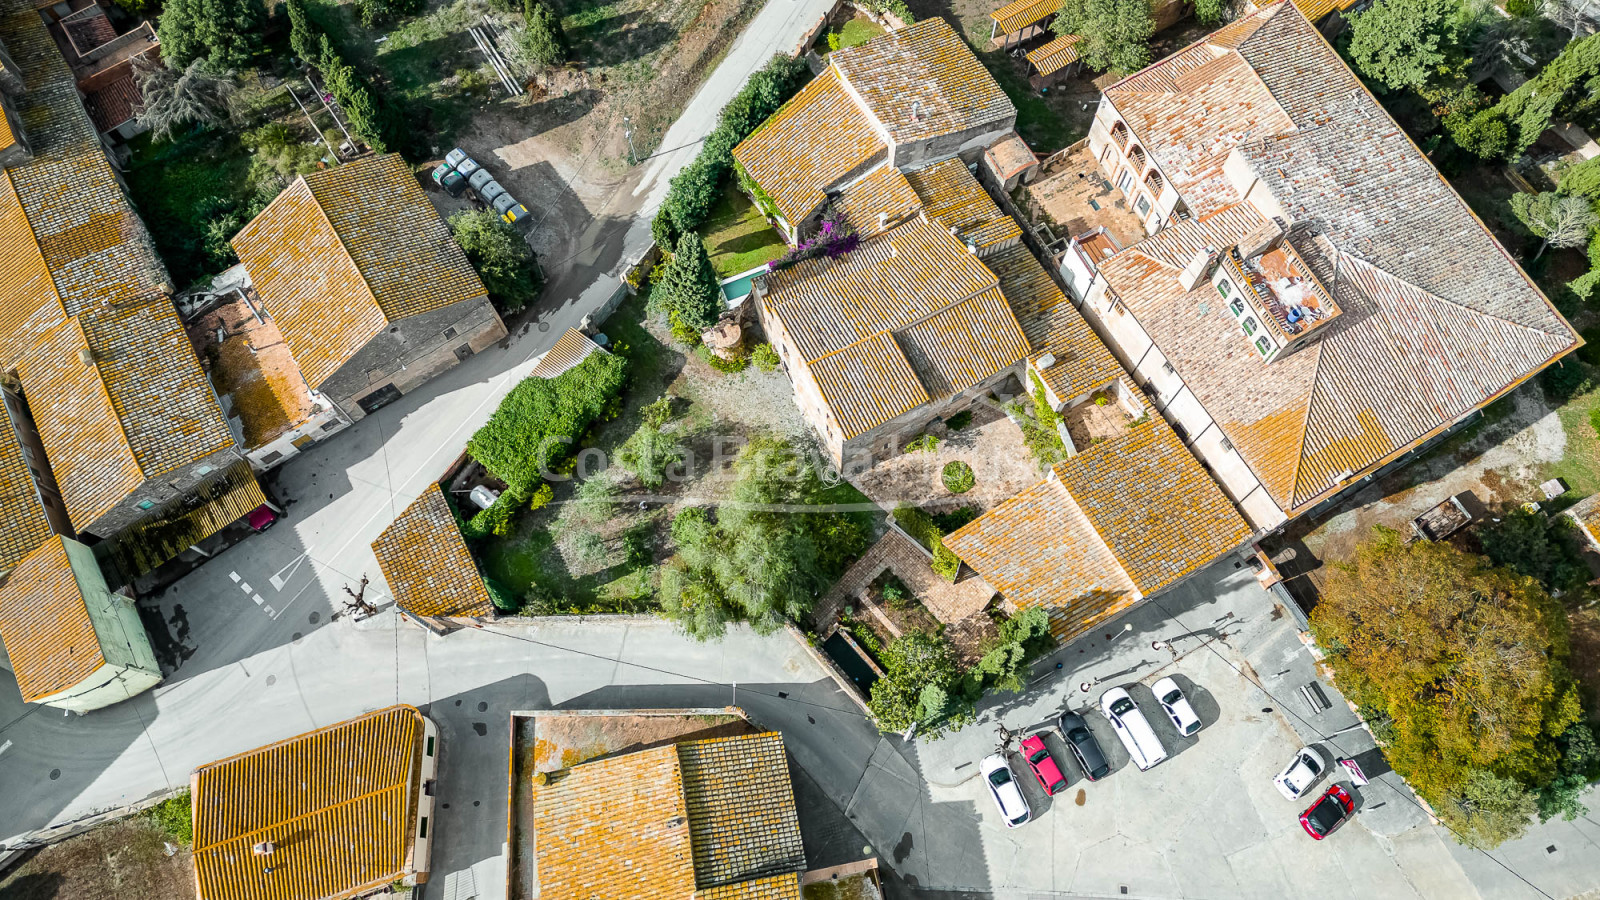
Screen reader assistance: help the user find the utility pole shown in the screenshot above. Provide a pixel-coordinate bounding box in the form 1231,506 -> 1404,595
623,116 -> 637,166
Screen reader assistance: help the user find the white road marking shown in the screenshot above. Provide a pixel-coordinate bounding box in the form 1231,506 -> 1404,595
252,594 -> 264,605
264,606 -> 276,616
270,553 -> 309,591
239,583 -> 252,593
229,571 -> 240,583
0,740 -> 12,756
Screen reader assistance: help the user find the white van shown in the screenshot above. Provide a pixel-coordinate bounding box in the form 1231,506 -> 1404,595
1100,687 -> 1168,771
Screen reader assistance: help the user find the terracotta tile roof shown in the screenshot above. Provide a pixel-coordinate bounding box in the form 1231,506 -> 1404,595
529,327 -> 603,380
192,705 -> 423,900
533,741 -> 699,898
903,157 -> 1021,250
834,164 -> 921,238
732,68 -> 886,226
944,477 -> 1139,643
696,873 -> 803,900
187,297 -> 320,451
1291,0 -> 1361,22
81,60 -> 140,132
989,0 -> 1060,36
1564,494 -> 1600,549
985,131 -> 1037,182
232,154 -> 488,388
0,535 -> 104,702
1027,33 -> 1081,76
0,416 -> 55,576
371,483 -> 494,619
107,461 -> 266,577
679,732 -> 805,886
1096,3 -> 1578,515
1053,415 -> 1251,594
832,18 -> 1014,147
763,215 -> 1028,438
0,5 -> 234,532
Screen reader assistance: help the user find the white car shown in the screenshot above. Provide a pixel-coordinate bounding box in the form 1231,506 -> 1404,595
1274,746 -> 1327,801
1100,687 -> 1168,770
979,753 -> 1032,828
1151,676 -> 1202,737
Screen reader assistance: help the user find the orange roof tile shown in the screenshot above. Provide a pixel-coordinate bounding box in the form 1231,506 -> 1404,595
732,68 -> 886,226
187,296 -> 320,451
0,413 -> 56,576
833,164 -> 921,239
0,535 -> 105,702
696,873 -> 803,899
530,328 -> 604,379
810,333 -> 931,439
678,733 -> 805,886
903,157 -> 1021,250
990,0 -> 1060,34
192,705 -> 423,900
232,154 -> 488,388
1052,415 -> 1251,594
1292,0 -> 1361,21
107,461 -> 267,577
984,131 -> 1037,181
371,484 -> 494,619
832,18 -> 1014,146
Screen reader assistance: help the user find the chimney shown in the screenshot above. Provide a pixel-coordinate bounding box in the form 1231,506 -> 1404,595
1237,219 -> 1283,261
911,100 -> 922,121
77,347 -> 94,367
888,242 -> 897,258
966,240 -> 977,254
878,211 -> 888,230
1035,352 -> 1057,370
1178,246 -> 1216,292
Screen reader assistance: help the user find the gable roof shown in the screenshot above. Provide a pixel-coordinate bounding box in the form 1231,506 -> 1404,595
530,328 -> 605,380
0,413 -> 56,576
1097,2 -> 1578,515
990,0 -> 1060,35
192,705 -> 423,900
231,154 -> 488,388
371,483 -> 494,619
533,731 -> 804,896
0,3 -> 235,532
831,18 -> 1014,146
762,215 -> 1029,438
0,535 -> 105,702
903,157 -> 1021,251
731,68 -> 886,226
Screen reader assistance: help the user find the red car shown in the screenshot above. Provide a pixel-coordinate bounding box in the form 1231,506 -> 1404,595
1020,734 -> 1069,795
1299,784 -> 1354,840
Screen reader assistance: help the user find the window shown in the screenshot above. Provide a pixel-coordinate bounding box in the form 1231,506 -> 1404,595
321,421 -> 341,433
1241,317 -> 1257,337
1162,361 -> 1176,375
1117,170 -> 1133,193
197,465 -> 214,476
1135,194 -> 1152,216
426,736 -> 435,757
444,327 -> 458,339
1220,437 -> 1234,452
419,817 -> 428,839
1216,279 -> 1231,299
1228,298 -> 1245,317
261,450 -> 284,465
1255,337 -> 1272,356
137,499 -> 154,510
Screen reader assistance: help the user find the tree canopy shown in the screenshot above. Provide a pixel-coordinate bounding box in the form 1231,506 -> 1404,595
649,231 -> 723,333
467,350 -> 628,495
1311,527 -> 1584,846
867,629 -> 971,736
1347,0 -> 1464,92
134,57 -> 237,141
1052,0 -> 1154,75
449,210 -> 542,313
156,0 -> 266,71
1510,191 -> 1599,259
521,0 -> 568,67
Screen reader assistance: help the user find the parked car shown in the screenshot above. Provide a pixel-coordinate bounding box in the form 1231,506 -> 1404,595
1020,734 -> 1069,795
1100,687 -> 1168,771
1056,710 -> 1110,780
1274,746 -> 1327,801
1299,784 -> 1354,840
979,754 -> 1032,828
247,504 -> 279,533
1151,676 -> 1202,737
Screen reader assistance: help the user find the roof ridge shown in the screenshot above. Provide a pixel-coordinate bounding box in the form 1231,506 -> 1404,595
193,781 -> 410,853
1,170 -> 70,365
1104,2 -> 1280,94
194,703 -> 420,776
1341,252 -> 1575,338
1049,457 -> 1142,597
70,318 -> 146,482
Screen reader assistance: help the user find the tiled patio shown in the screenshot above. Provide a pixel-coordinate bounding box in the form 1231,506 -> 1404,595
1023,143 -> 1145,250
850,400 -> 1044,517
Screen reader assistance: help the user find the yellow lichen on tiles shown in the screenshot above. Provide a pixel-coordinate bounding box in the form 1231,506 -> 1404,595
0,535 -> 105,702
989,0 -> 1060,35
371,484 -> 494,619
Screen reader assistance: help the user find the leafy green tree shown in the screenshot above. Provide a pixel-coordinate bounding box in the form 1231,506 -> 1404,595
1347,0 -> 1463,91
133,57 -> 238,141
521,0 -> 568,67
1193,0 -> 1225,25
1487,32 -> 1600,156
467,351 -> 629,494
867,629 -> 972,736
1052,0 -> 1153,75
1438,769 -> 1539,848
1478,507 -> 1590,597
751,342 -> 780,372
964,606 -> 1052,696
617,422 -> 684,489
1310,527 -> 1583,841
1537,724 -> 1598,821
449,210 -> 542,313
156,0 -> 265,70
1511,191 -> 1599,259
650,231 -> 723,333
1446,108 -> 1509,159
1564,156 -> 1600,203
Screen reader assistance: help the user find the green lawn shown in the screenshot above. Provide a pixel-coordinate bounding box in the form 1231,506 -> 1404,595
124,129 -> 258,288
700,179 -> 787,278
977,48 -> 1083,154
816,14 -> 885,53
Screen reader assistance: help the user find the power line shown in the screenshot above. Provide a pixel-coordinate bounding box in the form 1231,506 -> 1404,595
1140,588 -> 1558,900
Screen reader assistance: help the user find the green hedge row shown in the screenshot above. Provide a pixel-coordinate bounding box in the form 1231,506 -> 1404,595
893,505 -> 962,582
286,0 -> 389,152
652,55 -> 811,247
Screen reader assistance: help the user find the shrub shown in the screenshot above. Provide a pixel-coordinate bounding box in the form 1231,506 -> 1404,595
465,488 -> 523,537
931,505 -> 979,533
527,482 -> 554,510
641,396 -> 675,428
449,209 -> 542,313
669,312 -> 702,347
903,434 -> 941,454
893,506 -> 960,582
855,0 -> 912,23
144,791 -> 194,845
1541,359 -> 1594,402
945,410 -> 973,431
867,629 -> 972,737
618,421 -> 683,489
704,348 -> 750,373
752,342 -> 781,372
1010,372 -> 1066,467
156,0 -> 265,70
650,231 -> 723,331
355,0 -> 423,27
622,522 -> 654,569
827,31 -> 842,51
521,0 -> 568,67
942,460 -> 975,494
468,350 -> 629,494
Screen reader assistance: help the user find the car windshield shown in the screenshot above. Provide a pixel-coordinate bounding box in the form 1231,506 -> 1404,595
1029,749 -> 1050,764
1069,727 -> 1090,743
1303,754 -> 1323,774
988,768 -> 1012,787
1010,811 -> 1029,825
1090,764 -> 1110,779
1050,778 -> 1068,792
1110,697 -> 1135,716
1161,689 -> 1182,705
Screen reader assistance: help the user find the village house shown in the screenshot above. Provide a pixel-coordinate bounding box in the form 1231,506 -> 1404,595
189,705 -> 439,900
1054,0 -> 1579,533
231,153 -> 507,425
34,0 -> 158,145
0,3 -> 267,711
372,483 -> 498,631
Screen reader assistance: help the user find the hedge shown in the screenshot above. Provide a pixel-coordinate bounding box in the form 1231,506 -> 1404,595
893,505 -> 961,582
653,55 -> 810,244
467,350 -> 629,495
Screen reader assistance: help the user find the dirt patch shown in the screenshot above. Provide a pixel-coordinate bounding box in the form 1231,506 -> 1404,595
852,401 -> 1042,515
1062,394 -> 1132,449
1570,606 -> 1600,718
0,821 -> 194,900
